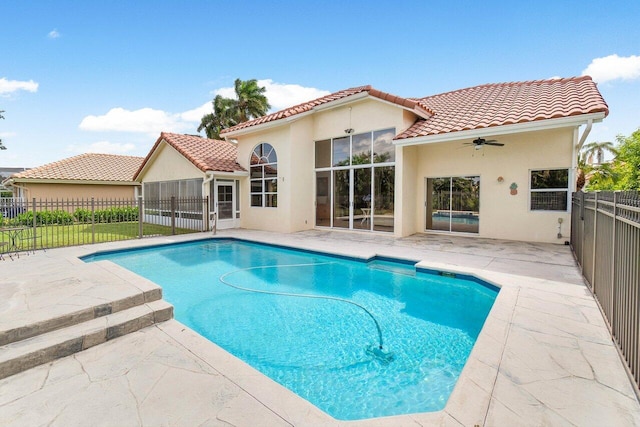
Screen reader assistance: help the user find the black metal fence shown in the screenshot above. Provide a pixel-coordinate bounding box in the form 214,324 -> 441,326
571,191 -> 640,390
0,196 -> 211,257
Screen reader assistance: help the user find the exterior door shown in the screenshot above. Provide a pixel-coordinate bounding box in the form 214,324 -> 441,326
214,181 -> 237,229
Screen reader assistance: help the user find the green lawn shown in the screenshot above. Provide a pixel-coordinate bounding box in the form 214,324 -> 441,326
1,221 -> 197,251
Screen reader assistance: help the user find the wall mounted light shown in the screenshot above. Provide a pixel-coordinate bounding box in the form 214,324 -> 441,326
345,128 -> 354,134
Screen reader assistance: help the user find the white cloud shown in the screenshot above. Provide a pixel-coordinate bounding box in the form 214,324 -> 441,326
179,102 -> 212,122
66,141 -> 136,154
0,78 -> 39,96
582,54 -> 640,83
213,79 -> 331,112
79,79 -> 331,136
79,107 -> 191,134
48,29 -> 60,39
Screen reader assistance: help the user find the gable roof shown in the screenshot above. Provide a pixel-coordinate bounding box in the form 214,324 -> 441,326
396,76 -> 608,140
134,132 -> 246,180
220,76 -> 608,140
7,153 -> 144,183
220,86 -> 434,135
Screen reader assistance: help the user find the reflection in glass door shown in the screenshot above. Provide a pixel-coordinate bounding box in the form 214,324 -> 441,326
426,176 -> 479,233
333,170 -> 350,229
315,171 -> 330,227
353,168 -> 371,231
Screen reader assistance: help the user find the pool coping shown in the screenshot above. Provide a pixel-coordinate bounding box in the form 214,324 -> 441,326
3,230 -> 640,426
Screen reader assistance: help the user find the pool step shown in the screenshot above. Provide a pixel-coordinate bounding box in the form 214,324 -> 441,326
0,300 -> 173,380
0,288 -> 163,347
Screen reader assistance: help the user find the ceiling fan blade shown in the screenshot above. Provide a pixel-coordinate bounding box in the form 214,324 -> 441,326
484,141 -> 504,146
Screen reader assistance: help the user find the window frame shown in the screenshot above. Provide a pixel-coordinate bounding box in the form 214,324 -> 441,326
529,168 -> 570,212
250,143 -> 278,208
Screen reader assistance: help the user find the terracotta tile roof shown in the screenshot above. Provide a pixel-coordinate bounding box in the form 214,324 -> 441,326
10,153 -> 144,182
220,86 -> 432,135
396,76 -> 609,140
134,132 -> 245,180
221,76 -> 607,141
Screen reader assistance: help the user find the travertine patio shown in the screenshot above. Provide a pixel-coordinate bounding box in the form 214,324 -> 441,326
1,229 -> 639,426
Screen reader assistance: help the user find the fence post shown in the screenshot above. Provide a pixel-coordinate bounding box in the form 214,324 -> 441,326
91,197 -> 95,245
138,196 -> 143,239
171,196 -> 176,235
591,192 -> 598,292
204,196 -> 209,231
31,198 -> 36,251
580,191 -> 585,270
610,191 -> 617,330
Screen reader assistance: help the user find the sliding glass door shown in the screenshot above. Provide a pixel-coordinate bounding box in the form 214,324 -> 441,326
426,176 -> 480,233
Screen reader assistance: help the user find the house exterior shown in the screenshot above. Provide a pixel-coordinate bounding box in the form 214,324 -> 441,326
219,76 -> 607,243
2,153 -> 143,200
138,76 -> 608,243
133,132 -> 247,230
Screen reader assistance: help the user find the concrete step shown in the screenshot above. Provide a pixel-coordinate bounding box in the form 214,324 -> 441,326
0,300 -> 173,380
0,288 -> 163,347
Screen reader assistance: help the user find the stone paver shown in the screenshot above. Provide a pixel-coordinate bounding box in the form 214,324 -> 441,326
0,229 -> 639,426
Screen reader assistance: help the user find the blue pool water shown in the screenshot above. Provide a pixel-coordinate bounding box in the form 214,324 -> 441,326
83,239 -> 498,420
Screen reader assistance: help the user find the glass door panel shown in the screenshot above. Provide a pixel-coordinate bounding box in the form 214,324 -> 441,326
353,168 -> 371,231
333,170 -> 350,229
374,166 -> 394,232
427,177 -> 451,231
217,184 -> 234,220
315,171 -> 331,227
451,176 -> 479,233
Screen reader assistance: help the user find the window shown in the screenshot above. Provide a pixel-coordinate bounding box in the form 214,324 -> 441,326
530,169 -> 569,211
250,143 -> 278,207
314,128 -> 395,232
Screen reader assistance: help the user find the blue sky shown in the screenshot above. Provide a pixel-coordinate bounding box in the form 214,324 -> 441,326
1,1 -> 639,168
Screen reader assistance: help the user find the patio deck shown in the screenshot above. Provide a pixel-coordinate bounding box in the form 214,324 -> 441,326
1,229 -> 639,426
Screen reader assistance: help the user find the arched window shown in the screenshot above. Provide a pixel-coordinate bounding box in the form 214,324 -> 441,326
250,143 -> 277,207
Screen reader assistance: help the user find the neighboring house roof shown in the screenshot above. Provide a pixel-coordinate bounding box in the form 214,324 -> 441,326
6,153 -> 144,184
134,132 -> 246,180
220,86 -> 434,135
220,76 -> 608,140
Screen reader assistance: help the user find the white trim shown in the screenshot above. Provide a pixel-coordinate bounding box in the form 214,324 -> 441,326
393,112 -> 606,147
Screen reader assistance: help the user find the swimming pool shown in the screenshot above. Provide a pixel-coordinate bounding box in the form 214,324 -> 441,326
83,238 -> 498,420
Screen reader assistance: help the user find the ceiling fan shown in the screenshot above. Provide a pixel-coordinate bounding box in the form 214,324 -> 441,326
466,138 -> 504,150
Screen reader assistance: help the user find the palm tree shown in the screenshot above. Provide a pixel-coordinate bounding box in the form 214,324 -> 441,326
231,78 -> 270,122
576,152 -> 590,191
198,79 -> 270,139
197,95 -> 236,139
582,141 -> 618,165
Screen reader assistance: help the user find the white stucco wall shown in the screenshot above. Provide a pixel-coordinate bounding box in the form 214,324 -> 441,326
399,127 -> 575,243
138,142 -> 204,183
235,98 -> 409,233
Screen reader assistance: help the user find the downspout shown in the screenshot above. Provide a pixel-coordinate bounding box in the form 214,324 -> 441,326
203,172 -> 215,232
573,119 -> 593,190
577,119 -> 593,151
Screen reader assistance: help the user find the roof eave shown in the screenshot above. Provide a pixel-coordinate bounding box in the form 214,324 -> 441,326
6,178 -> 140,186
208,170 -> 250,178
221,92 -> 427,138
393,112 -> 607,147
